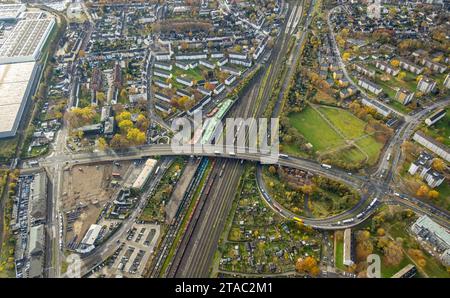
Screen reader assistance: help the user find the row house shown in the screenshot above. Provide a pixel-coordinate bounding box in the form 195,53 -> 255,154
398,58 -> 423,75
353,63 -> 375,78
357,78 -> 383,95
376,61 -> 400,76
417,77 -> 436,94
395,88 -> 414,105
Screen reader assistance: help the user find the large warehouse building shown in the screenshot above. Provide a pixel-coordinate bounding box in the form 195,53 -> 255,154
0,4 -> 26,21
0,18 -> 55,64
0,8 -> 55,139
0,61 -> 39,138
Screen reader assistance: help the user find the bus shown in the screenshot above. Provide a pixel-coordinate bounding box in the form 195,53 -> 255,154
386,153 -> 391,161
321,163 -> 332,169
342,218 -> 354,224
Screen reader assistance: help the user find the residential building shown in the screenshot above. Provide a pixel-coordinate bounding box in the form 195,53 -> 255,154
391,264 -> 417,278
175,52 -> 207,61
376,61 -> 400,76
154,79 -> 172,89
357,78 -> 383,95
154,52 -> 171,61
413,131 -> 450,162
425,109 -> 446,126
214,83 -> 225,95
225,75 -> 237,86
220,66 -> 241,77
420,167 -> 445,188
197,86 -> 212,96
361,97 -> 391,117
217,57 -> 228,67
398,58 -> 423,75
411,215 -> 450,266
419,58 -> 447,73
154,62 -> 173,71
210,51 -> 224,59
443,73 -> 450,89
176,89 -> 194,99
153,69 -> 172,79
155,92 -> 171,103
395,88 -> 414,105
199,60 -> 215,69
228,52 -> 247,60
417,77 -> 436,94
187,95 -> 211,116
176,77 -> 194,87
230,58 -> 252,67
175,61 -> 190,70
353,63 -> 375,78
408,151 -> 433,175
343,228 -> 354,266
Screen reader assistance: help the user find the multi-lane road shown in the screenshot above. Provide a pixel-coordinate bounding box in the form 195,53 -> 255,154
15,0 -> 450,279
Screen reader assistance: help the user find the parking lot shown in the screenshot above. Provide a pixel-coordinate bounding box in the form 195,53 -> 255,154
90,223 -> 160,278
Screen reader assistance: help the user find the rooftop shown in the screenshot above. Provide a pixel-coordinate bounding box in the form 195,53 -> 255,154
413,215 -> 450,246
0,61 -> 38,137
0,18 -> 55,63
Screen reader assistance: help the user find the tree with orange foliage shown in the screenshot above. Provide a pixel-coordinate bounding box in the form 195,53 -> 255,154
416,185 -> 429,197
428,190 -> 439,200
295,256 -> 321,277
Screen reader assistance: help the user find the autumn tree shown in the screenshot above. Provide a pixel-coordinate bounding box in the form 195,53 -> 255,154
295,256 -> 321,277
390,59 -> 400,68
116,111 -> 132,123
65,106 -> 97,128
96,91 -> 106,104
268,166 -> 277,175
110,134 -> 129,148
416,185 -> 429,197
397,71 -> 406,80
97,137 -> 108,151
126,128 -> 146,145
342,52 -> 351,61
355,231 -> 373,262
428,190 -> 439,200
431,158 -> 446,171
118,119 -> 134,133
204,82 -> 215,91
383,241 -> 403,266
136,114 -> 150,132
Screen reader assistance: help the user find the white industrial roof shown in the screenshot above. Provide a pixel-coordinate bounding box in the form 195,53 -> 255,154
132,159 -> 158,189
0,4 -> 26,20
414,215 -> 450,246
0,61 -> 37,137
81,224 -> 103,246
0,18 -> 55,63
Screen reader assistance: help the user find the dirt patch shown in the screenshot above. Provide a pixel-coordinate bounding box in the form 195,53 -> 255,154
63,161 -> 132,245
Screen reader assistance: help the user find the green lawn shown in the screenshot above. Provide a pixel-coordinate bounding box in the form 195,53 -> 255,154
288,107 -> 344,152
355,136 -> 384,165
318,106 -> 367,139
172,65 -> 204,82
335,239 -> 345,270
435,182 -> 450,211
386,99 -> 412,114
333,146 -> 367,164
287,106 -> 384,166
